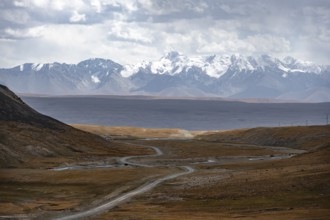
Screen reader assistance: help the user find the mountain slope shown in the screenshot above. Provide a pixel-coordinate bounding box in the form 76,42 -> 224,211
0,85 -> 149,168
127,53 -> 329,100
0,58 -> 130,95
0,53 -> 329,101
196,125 -> 330,150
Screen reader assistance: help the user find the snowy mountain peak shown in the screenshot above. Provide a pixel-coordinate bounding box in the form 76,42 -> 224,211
119,52 -> 327,79
78,58 -> 118,68
1,53 -> 329,101
201,54 -> 231,78
259,54 -> 277,64
230,53 -> 242,61
205,54 -> 216,62
149,51 -> 189,75
283,56 -> 297,65
164,51 -> 182,60
255,54 -> 279,69
281,56 -> 322,74
229,54 -> 256,72
121,60 -> 150,78
31,63 -> 45,71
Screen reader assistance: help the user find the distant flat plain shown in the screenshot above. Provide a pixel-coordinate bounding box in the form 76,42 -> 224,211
22,96 -> 330,130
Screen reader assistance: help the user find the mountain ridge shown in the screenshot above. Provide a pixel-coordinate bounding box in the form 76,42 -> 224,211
1,52 -> 329,102
0,84 -> 149,168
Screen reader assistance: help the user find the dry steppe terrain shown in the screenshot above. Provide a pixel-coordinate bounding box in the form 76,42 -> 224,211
1,85 -> 329,219
79,124 -> 330,219
1,124 -> 329,219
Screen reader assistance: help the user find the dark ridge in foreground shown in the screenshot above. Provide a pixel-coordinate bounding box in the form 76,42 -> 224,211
0,84 -> 67,130
0,85 -> 149,168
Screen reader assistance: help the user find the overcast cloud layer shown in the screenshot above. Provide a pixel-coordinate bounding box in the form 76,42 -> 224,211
1,0 -> 330,67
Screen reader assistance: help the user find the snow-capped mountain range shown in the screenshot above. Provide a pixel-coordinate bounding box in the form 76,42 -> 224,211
1,52 -> 330,102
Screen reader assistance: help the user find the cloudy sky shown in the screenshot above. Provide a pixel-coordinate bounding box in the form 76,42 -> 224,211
1,0 -> 330,67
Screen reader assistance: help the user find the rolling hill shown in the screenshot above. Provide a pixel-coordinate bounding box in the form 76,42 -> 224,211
0,84 -> 150,168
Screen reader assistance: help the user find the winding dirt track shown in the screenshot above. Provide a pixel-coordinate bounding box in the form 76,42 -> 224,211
53,143 -> 194,220
119,144 -> 163,167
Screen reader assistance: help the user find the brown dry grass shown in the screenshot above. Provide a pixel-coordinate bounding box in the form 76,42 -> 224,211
130,139 -> 279,159
2,122 -> 329,219
100,138 -> 330,219
0,167 -> 176,218
72,124 -> 196,139
102,206 -> 329,220
0,122 -> 153,168
196,125 -> 330,150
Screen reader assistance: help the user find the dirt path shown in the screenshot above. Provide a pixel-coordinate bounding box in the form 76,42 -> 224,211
119,143 -> 163,167
53,143 -> 194,220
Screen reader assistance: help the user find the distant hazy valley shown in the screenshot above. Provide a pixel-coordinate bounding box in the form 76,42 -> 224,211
1,52 -> 330,102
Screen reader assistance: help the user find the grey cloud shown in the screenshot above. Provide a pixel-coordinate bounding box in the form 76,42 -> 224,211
0,0 -> 330,67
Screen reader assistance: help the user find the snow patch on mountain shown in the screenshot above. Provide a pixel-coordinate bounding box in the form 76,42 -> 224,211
282,56 -> 323,74
121,51 -> 234,78
278,64 -> 290,72
200,55 -> 231,78
91,75 -> 100,83
1,52 -> 329,102
150,51 -> 188,75
121,52 -> 324,79
32,63 -> 44,71
230,54 -> 256,72
121,61 -> 149,78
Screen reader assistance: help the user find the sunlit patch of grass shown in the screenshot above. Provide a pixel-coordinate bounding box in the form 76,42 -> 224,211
72,124 -> 194,139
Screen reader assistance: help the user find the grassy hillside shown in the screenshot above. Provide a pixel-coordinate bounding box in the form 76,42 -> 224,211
0,85 -> 151,168
196,125 -> 330,150
101,129 -> 330,219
